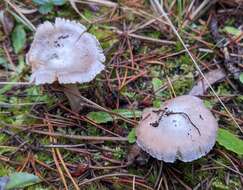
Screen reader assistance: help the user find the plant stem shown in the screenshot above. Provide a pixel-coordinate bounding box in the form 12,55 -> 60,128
62,84 -> 82,113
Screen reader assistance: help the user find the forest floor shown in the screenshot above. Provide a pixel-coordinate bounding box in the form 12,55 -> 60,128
0,0 -> 242,189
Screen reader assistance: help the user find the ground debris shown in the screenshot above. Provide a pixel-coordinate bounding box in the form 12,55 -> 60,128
210,13 -> 242,80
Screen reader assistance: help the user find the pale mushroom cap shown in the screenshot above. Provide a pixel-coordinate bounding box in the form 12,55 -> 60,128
136,95 -> 218,163
26,18 -> 105,84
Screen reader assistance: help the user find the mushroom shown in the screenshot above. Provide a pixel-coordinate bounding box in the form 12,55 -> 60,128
26,18 -> 105,112
136,95 -> 218,163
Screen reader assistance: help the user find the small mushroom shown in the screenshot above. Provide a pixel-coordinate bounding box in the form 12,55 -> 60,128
26,18 -> 105,112
136,95 -> 218,163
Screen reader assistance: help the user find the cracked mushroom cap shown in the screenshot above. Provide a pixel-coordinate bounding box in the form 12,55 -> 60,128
26,18 -> 105,84
136,95 -> 218,163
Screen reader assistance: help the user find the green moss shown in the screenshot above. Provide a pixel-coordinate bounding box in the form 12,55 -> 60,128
83,183 -> 109,190
173,76 -> 193,95
0,133 -> 8,144
27,185 -> 51,190
113,147 -> 125,160
86,125 -> 100,136
0,164 -> 13,176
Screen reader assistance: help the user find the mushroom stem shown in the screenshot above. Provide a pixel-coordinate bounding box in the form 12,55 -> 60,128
62,84 -> 82,113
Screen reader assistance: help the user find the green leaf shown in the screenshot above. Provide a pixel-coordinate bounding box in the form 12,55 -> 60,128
0,146 -> 16,155
32,0 -> 50,5
152,78 -> 163,93
121,91 -> 136,99
83,9 -> 94,19
87,112 -> 111,124
212,180 -> 229,190
128,128 -> 136,144
0,57 -> 13,70
239,73 -> 243,84
0,57 -> 7,65
38,3 -> 53,14
217,128 -> 243,155
51,0 -> 66,5
87,109 -> 142,124
223,26 -> 241,36
152,99 -> 162,108
116,109 -> 142,119
203,100 -> 214,109
11,25 -> 26,54
5,172 -> 40,189
33,0 -> 65,6
0,76 -> 19,95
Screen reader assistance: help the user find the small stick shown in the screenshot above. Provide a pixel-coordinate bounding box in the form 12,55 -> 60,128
150,109 -> 201,136
164,111 -> 201,136
10,125 -> 128,142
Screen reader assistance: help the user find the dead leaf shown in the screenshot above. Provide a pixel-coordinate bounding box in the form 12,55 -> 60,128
70,164 -> 88,177
0,10 -> 14,36
189,68 -> 226,96
126,144 -> 141,165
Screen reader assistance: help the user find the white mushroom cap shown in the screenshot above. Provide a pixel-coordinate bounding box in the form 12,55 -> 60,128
26,18 -> 105,84
136,95 -> 218,163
